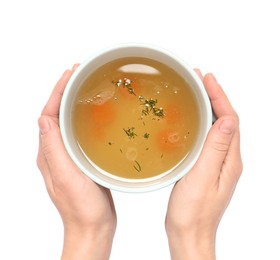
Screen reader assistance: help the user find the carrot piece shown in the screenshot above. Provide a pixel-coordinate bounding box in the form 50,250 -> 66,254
157,129 -> 181,151
91,101 -> 115,125
164,105 -> 181,123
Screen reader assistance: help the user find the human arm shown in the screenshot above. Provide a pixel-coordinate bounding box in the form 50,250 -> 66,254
165,71 -> 243,260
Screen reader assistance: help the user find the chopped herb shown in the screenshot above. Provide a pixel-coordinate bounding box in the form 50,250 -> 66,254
139,96 -> 165,118
143,133 -> 150,139
112,79 -> 122,87
133,160 -> 142,172
112,78 -> 136,95
108,142 -> 113,145
123,127 -> 138,139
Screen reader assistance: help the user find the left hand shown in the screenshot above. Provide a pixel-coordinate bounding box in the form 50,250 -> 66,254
165,71 -> 242,260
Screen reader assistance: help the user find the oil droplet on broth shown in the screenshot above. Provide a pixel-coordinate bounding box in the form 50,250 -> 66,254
168,131 -> 180,144
125,147 -> 138,161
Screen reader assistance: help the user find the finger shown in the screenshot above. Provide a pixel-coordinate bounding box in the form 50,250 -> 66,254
203,73 -> 237,119
194,68 -> 203,80
37,132 -> 54,194
72,63 -> 80,71
41,64 -> 79,117
37,134 -> 50,179
38,115 -> 80,179
41,70 -> 72,118
221,127 -> 243,181
194,116 -> 238,179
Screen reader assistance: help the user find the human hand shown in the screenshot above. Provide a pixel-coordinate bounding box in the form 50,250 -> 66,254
37,65 -> 117,260
165,71 -> 242,260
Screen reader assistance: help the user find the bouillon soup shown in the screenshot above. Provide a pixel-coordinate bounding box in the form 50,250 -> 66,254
72,57 -> 199,179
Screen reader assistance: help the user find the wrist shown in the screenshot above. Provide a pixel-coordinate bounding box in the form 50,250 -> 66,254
61,225 -> 115,260
166,227 -> 216,260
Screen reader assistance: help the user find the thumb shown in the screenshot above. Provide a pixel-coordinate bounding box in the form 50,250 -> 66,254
195,116 -> 238,175
38,115 -> 75,174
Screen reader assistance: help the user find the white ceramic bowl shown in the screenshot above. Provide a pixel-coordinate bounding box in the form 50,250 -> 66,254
60,43 -> 212,193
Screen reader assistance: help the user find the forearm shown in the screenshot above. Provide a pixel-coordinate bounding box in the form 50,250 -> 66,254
61,227 -> 115,260
166,229 -> 216,260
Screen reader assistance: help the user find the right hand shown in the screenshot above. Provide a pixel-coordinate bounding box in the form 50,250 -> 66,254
37,65 -> 117,260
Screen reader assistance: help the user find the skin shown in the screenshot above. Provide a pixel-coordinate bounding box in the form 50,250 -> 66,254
37,65 -> 242,260
37,65 -> 117,260
165,70 -> 243,260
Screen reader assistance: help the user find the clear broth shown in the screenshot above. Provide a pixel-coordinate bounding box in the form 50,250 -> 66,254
72,57 -> 199,179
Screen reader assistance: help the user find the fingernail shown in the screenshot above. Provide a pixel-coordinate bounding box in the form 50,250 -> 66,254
38,117 -> 50,135
219,119 -> 236,134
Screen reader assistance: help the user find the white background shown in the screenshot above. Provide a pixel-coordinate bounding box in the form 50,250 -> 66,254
1,0 -> 279,259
